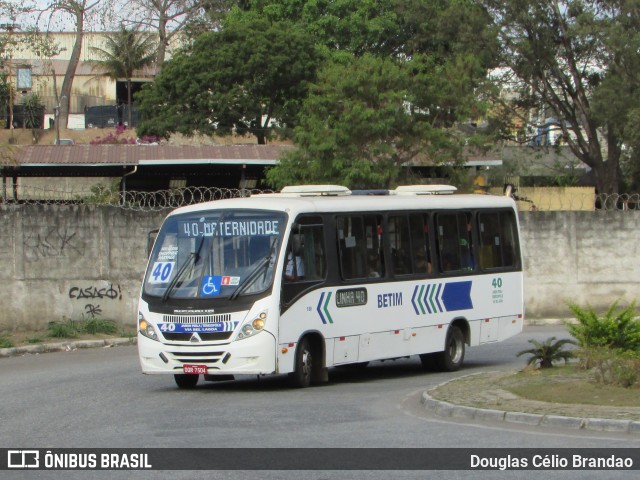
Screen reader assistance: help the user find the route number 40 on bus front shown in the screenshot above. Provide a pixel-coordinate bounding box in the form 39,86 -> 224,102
149,262 -> 175,283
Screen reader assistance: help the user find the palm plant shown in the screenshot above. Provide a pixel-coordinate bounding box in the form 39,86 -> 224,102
91,26 -> 157,127
517,337 -> 576,369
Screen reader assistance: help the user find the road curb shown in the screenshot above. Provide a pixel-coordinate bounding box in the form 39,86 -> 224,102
421,374 -> 640,435
0,337 -> 137,358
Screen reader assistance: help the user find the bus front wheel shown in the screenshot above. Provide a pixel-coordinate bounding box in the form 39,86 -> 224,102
289,338 -> 314,388
435,326 -> 465,372
174,373 -> 199,389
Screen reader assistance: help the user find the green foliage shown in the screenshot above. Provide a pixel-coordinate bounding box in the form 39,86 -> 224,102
48,320 -> 80,338
90,26 -> 157,81
0,72 -> 10,112
76,181 -> 121,206
91,26 -> 157,126
516,336 -> 575,369
0,335 -> 14,348
482,0 -> 640,193
267,54 -> 434,189
83,318 -> 117,335
576,347 -> 640,388
567,302 -> 640,353
23,92 -> 45,130
136,16 -> 321,144
48,317 -> 118,337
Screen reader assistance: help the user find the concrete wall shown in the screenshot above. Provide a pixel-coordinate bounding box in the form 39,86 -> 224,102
0,205 -> 166,333
0,206 -> 638,332
519,211 -> 640,319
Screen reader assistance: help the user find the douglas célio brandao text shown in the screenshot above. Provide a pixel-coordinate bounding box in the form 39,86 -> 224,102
470,453 -> 634,470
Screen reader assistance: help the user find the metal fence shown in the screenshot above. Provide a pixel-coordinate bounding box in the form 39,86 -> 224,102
2,186 -> 640,212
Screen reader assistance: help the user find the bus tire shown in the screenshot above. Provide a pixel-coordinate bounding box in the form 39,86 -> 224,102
174,374 -> 199,389
289,337 -> 314,388
435,326 -> 465,372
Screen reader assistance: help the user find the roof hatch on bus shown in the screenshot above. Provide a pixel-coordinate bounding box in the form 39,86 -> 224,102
279,185 -> 352,196
393,185 -> 457,195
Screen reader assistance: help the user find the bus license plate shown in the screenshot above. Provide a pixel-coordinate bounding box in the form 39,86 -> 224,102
183,364 -> 208,375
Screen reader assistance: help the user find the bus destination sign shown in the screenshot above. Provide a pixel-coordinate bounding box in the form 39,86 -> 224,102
335,288 -> 367,308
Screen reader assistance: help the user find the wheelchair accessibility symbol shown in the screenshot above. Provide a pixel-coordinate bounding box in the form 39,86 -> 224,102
200,276 -> 223,296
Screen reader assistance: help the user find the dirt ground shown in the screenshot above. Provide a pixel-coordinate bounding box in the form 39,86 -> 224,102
428,370 -> 640,421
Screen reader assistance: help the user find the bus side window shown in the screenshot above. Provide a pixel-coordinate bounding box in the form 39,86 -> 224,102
478,210 -> 519,270
436,211 -> 474,273
409,213 -> 432,274
337,215 -> 383,280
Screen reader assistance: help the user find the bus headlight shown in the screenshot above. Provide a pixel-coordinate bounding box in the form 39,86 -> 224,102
138,312 -> 159,341
235,311 -> 267,341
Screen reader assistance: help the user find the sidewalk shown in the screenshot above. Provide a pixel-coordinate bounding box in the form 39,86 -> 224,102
421,373 -> 640,435
0,337 -> 137,358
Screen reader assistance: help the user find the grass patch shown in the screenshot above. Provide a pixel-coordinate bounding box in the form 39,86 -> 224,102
83,318 -> 117,335
499,365 -> 640,408
48,320 -> 80,338
0,335 -> 14,348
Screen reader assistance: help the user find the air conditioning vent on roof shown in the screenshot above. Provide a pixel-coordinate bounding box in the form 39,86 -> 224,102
393,185 -> 457,195
280,185 -> 352,196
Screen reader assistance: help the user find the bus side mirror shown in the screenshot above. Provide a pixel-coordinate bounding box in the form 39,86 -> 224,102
147,229 -> 159,257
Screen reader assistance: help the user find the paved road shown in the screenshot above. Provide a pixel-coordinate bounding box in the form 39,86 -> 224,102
1,325 -> 638,480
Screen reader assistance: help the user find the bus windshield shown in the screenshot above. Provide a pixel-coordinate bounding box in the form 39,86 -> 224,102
143,210 -> 286,300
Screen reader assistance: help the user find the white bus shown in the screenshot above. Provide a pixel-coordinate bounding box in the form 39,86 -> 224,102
137,185 -> 524,388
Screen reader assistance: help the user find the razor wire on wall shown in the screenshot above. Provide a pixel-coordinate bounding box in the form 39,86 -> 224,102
0,186 -> 274,211
2,185 -> 640,211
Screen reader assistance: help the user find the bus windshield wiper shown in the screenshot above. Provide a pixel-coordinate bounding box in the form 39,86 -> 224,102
161,236 -> 205,303
229,241 -> 277,300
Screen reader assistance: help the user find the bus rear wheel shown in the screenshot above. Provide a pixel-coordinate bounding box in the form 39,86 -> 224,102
174,373 -> 199,389
435,326 -> 465,372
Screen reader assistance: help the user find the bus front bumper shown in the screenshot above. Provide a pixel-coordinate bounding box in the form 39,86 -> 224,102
138,332 -> 277,376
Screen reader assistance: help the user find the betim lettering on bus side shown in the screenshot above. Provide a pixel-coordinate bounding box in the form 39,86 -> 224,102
377,292 -> 403,308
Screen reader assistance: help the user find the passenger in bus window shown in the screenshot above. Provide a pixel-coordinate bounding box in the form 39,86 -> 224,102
415,250 -> 432,274
368,252 -> 382,278
285,252 -> 305,281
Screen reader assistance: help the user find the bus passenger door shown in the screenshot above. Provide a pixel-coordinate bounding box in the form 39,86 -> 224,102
281,217 -> 327,309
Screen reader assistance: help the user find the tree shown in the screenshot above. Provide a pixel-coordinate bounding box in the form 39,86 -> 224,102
122,0 -> 213,67
90,25 -> 157,127
264,0 -> 499,188
14,0 -> 106,129
266,54 -> 463,189
482,0 -> 640,193
136,16 -> 321,144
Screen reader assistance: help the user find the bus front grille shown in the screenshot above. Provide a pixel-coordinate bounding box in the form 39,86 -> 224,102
168,351 -> 226,364
162,332 -> 233,342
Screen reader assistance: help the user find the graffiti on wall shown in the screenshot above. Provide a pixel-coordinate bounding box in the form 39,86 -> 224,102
69,284 -> 122,319
24,227 -> 80,261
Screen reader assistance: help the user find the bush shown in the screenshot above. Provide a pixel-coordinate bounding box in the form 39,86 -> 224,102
0,335 -> 14,348
517,336 -> 575,368
576,347 -> 640,387
567,302 -> 640,352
